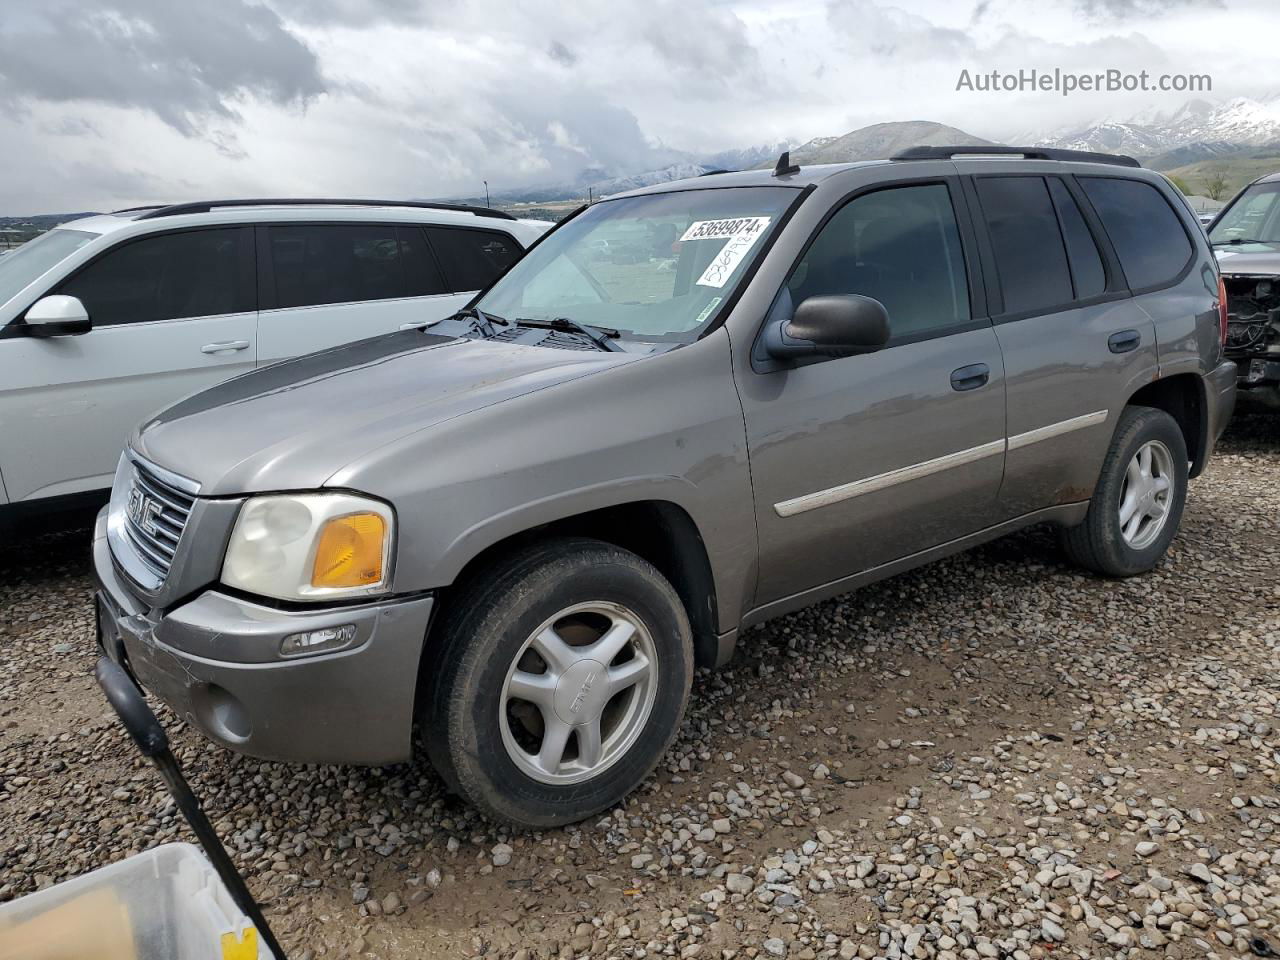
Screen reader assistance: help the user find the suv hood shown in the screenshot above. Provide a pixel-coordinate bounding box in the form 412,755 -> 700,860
1215,244 -> 1280,275
134,330 -> 640,496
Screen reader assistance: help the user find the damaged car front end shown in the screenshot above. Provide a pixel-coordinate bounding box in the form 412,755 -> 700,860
1209,173 -> 1280,406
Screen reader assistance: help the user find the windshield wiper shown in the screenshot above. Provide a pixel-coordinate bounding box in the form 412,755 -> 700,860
513,317 -> 624,352
1212,237 -> 1275,246
447,305 -> 507,337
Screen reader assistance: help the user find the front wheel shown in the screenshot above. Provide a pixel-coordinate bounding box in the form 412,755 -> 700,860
1060,406 -> 1188,577
424,538 -> 693,828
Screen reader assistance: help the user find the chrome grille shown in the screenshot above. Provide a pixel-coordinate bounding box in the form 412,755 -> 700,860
122,460 -> 195,581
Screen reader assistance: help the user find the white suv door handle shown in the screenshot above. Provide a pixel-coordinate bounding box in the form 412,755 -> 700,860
201,340 -> 251,354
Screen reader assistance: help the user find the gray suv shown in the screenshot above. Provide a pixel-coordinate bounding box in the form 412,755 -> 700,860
94,146 -> 1236,828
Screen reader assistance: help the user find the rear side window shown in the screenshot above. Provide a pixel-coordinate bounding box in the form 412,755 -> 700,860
57,227 -> 252,326
787,183 -> 970,338
1080,177 -> 1193,290
427,227 -> 521,292
1048,178 -> 1106,300
975,176 -> 1073,315
269,224 -> 408,309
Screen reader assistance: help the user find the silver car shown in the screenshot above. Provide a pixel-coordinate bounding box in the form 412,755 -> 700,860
0,200 -> 548,514
94,148 -> 1236,828
1206,172 -> 1280,406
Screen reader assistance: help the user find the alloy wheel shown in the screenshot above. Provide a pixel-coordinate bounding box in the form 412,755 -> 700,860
499,601 -> 658,785
1118,439 -> 1175,550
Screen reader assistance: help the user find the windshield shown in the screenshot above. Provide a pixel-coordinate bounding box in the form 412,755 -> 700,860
1209,182 -> 1280,245
0,228 -> 97,307
476,186 -> 800,342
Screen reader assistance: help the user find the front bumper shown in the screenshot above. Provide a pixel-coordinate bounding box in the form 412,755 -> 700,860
93,509 -> 434,766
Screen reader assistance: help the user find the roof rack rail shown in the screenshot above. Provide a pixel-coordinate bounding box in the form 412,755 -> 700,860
890,145 -> 1141,168
134,198 -> 517,221
109,204 -> 170,215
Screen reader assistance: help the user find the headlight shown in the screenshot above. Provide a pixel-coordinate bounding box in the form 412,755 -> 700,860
221,493 -> 395,602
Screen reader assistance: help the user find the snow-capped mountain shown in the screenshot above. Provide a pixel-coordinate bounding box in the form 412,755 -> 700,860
584,162 -> 721,196
1029,94 -> 1280,158
701,140 -> 792,172
1031,120 -> 1174,157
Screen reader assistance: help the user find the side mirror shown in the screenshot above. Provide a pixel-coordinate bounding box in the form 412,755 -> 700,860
24,295 -> 91,337
764,294 -> 890,361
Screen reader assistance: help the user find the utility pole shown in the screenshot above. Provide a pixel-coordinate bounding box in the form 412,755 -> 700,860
483,180 -> 490,208
588,186 -> 593,205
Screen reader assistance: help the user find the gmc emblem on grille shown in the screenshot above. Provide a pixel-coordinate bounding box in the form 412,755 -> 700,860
126,486 -> 164,536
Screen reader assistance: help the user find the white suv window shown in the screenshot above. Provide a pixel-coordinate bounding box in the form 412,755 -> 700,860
268,223 -> 442,308
426,227 -> 520,292
57,227 -> 253,325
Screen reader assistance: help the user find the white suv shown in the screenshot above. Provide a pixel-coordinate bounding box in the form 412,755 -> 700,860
0,200 -> 550,512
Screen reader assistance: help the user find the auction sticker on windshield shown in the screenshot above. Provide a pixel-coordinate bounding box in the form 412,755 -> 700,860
680,217 -> 771,288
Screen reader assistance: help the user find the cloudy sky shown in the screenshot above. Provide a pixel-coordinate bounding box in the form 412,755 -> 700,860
0,0 -> 1273,214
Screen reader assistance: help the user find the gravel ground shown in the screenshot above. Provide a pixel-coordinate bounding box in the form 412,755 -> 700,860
2,415 -> 1279,960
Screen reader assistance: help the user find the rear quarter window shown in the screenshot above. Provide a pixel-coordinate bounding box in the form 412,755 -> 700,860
426,227 -> 521,293
975,176 -> 1074,316
1079,177 -> 1193,291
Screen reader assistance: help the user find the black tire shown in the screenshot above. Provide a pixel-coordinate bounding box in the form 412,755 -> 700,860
423,537 -> 693,829
1060,406 -> 1188,577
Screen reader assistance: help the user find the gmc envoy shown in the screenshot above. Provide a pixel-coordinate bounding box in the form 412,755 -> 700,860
95,147 -> 1237,828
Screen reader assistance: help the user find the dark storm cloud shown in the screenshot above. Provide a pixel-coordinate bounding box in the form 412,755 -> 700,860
548,40 -> 578,67
0,0 -> 325,135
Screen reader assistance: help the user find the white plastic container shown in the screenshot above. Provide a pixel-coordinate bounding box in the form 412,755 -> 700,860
0,843 -> 274,960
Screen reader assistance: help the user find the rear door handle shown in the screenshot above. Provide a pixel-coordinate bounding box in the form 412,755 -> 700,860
1108,330 -> 1141,354
201,340 -> 250,354
950,362 -> 990,392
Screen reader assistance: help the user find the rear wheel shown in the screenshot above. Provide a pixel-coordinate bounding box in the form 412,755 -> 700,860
1061,406 -> 1188,577
424,538 -> 693,828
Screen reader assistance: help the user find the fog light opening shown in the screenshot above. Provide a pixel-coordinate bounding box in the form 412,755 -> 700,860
280,623 -> 357,658
203,684 -> 251,742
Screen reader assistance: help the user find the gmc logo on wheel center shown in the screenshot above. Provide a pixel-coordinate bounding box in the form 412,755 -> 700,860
126,486 -> 164,536
568,670 -> 597,715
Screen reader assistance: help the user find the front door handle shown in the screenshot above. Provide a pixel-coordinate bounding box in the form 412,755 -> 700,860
201,340 -> 250,354
1108,329 -> 1141,354
950,362 -> 990,392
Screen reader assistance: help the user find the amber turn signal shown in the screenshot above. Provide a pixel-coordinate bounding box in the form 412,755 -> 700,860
311,512 -> 386,589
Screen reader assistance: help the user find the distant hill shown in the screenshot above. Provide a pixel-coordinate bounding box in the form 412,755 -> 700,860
1161,144 -> 1280,200
781,121 -> 993,165
462,121 -> 992,207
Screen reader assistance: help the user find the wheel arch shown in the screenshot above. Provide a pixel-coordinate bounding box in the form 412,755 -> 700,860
1127,373 -> 1209,477
431,499 -> 723,670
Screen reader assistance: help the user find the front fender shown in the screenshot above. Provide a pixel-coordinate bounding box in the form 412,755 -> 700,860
327,328 -> 758,634
437,475 -> 702,582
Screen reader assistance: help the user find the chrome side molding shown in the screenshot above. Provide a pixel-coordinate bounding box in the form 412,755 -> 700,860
1007,410 -> 1109,452
774,440 -> 1005,518
774,410 -> 1109,517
